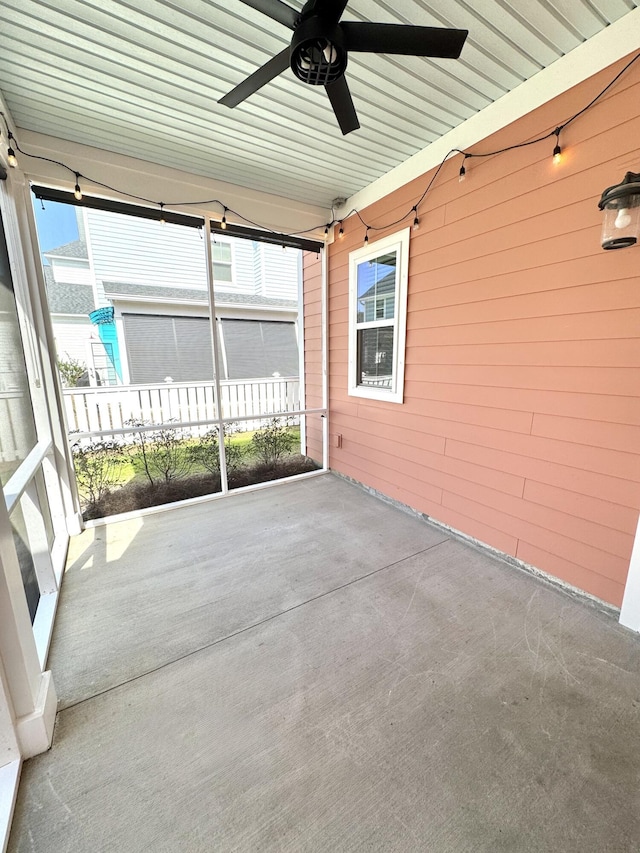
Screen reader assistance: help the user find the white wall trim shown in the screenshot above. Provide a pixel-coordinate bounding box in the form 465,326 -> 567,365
620,513 -> 640,633
342,8 -> 640,217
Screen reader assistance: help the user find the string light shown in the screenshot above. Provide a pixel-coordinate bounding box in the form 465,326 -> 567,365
412,207 -> 420,230
552,128 -> 562,165
74,173 -> 82,200
0,50 -> 637,247
324,223 -> 330,237
7,132 -> 17,168
159,202 -> 166,225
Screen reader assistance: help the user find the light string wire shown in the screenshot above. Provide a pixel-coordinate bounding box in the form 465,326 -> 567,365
1,49 -> 639,242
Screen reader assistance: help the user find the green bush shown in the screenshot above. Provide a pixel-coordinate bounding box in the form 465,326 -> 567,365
251,417 -> 296,468
57,355 -> 86,388
71,437 -> 126,512
124,419 -> 193,485
188,423 -> 244,475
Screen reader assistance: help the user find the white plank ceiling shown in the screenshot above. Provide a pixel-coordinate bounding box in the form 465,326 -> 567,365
0,0 -> 637,207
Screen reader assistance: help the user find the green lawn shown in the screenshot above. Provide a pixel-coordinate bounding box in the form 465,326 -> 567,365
106,425 -> 301,486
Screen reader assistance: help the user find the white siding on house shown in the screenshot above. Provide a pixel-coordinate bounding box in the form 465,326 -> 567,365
85,209 -> 208,291
212,236 -> 254,294
257,244 -> 300,301
49,258 -> 92,286
52,317 -> 95,366
84,209 -> 300,299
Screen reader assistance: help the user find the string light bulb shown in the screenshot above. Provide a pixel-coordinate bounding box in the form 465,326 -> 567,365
159,202 -> 166,225
459,156 -> 467,182
74,173 -> 82,201
552,128 -> 562,165
7,133 -> 17,168
338,221 -> 344,239
221,207 -> 227,229
412,207 -> 420,230
324,223 -> 330,237
364,227 -> 369,245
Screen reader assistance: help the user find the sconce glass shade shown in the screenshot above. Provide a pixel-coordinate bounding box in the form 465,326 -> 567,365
598,171 -> 640,250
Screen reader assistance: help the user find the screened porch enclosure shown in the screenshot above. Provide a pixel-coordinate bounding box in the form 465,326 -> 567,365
32,194 -> 327,521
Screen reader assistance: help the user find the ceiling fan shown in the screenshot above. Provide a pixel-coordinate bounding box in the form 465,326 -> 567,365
219,0 -> 468,135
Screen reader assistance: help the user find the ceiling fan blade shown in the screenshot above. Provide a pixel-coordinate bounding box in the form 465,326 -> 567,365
341,23 -> 468,58
325,77 -> 360,135
304,0 -> 350,23
235,0 -> 298,29
219,48 -> 290,108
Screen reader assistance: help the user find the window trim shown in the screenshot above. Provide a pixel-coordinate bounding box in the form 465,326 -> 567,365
347,227 -> 410,404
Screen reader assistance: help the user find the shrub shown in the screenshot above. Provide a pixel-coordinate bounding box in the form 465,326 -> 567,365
124,418 -> 193,485
251,417 -> 296,468
71,437 -> 126,512
188,422 -> 244,475
57,355 -> 86,387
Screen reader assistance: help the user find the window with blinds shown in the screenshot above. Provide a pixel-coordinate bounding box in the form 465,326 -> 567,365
123,314 -> 298,383
221,319 -> 298,380
123,314 -> 215,383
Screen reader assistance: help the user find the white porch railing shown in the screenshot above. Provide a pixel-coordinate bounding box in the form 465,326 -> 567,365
62,377 -> 301,437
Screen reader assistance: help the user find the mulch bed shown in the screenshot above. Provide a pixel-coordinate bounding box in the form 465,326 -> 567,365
83,455 -> 320,520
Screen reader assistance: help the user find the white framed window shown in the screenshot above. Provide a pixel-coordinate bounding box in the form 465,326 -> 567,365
212,240 -> 233,283
348,227 -> 410,404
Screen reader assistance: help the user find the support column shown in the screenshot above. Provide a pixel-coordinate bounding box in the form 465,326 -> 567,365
0,495 -> 57,763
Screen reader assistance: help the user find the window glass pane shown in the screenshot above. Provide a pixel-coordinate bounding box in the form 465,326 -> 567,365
213,242 -> 232,283
10,501 -> 39,623
213,264 -> 233,282
357,327 -> 394,389
0,210 -> 38,487
212,243 -> 232,263
356,251 -> 397,322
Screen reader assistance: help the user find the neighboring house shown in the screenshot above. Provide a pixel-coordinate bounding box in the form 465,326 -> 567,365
42,239 -> 109,384
41,208 -> 302,385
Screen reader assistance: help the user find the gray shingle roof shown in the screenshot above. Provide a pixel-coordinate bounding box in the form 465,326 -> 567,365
102,281 -> 296,309
44,239 -> 88,260
44,267 -> 95,315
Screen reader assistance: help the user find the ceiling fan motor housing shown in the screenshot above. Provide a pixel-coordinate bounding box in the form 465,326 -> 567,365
290,16 -> 347,85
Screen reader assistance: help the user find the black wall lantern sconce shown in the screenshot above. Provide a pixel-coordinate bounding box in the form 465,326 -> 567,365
598,171 -> 640,250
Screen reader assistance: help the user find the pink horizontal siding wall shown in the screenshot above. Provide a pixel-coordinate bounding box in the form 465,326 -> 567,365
320,54 -> 640,608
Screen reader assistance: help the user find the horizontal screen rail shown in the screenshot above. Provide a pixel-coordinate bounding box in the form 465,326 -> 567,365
68,408 -> 327,440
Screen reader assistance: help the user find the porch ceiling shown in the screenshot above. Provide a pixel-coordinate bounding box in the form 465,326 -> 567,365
0,0 -> 638,208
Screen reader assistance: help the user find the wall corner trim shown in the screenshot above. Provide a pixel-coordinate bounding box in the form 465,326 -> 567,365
620,513 -> 640,633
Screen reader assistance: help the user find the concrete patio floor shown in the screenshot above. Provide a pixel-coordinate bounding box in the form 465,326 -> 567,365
8,473 -> 640,852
